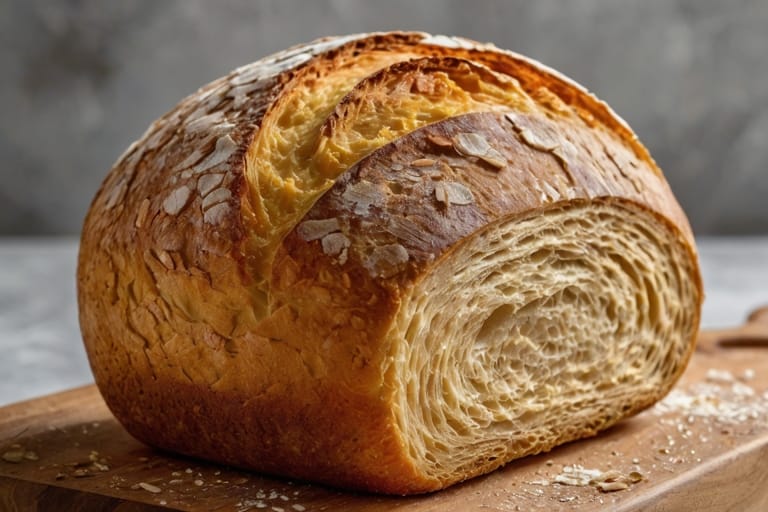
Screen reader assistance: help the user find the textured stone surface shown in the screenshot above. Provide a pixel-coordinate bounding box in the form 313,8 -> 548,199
1,0 -> 767,234
1,237 -> 767,405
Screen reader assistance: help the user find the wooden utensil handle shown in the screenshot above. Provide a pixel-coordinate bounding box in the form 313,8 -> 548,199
696,305 -> 768,353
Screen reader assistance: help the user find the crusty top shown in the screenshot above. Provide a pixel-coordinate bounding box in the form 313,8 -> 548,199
82,32 -> 694,341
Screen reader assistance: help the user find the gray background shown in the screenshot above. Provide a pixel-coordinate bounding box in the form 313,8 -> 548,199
1,0 -> 767,235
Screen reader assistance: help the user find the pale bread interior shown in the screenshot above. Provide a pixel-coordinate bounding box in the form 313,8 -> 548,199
387,201 -> 699,483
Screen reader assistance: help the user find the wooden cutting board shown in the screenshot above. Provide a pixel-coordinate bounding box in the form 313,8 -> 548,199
2,315 -> 768,512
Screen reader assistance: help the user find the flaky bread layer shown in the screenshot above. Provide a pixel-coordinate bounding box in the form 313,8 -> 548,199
389,200 -> 698,487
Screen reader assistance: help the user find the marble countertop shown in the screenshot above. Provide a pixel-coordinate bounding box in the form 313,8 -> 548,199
2,237 -> 768,407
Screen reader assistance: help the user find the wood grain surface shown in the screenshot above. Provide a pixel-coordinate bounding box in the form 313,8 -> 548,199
1,320 -> 767,511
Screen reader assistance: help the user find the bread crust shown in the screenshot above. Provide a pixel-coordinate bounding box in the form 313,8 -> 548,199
78,32 -> 702,494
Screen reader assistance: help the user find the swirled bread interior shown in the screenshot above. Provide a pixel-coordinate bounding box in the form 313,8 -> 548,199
390,201 -> 698,482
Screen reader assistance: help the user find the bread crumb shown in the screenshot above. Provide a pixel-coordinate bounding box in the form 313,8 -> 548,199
138,482 -> 162,494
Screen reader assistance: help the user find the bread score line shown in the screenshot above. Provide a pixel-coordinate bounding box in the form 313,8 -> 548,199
78,32 -> 703,494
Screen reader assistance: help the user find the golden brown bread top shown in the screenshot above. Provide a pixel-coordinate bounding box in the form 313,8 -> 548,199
282,110 -> 692,285
82,32 -> 694,334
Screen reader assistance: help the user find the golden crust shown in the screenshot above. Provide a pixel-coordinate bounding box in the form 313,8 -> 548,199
78,32 -> 702,495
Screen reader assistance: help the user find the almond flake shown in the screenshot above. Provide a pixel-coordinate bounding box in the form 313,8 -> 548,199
135,198 -> 151,228
453,132 -> 506,169
104,174 -> 132,210
365,244 -> 409,278
321,233 -> 350,264
520,128 -> 560,152
163,186 -> 191,216
341,180 -> 382,215
204,203 -> 229,224
189,135 -> 238,174
197,173 -> 225,197
201,187 -> 232,210
434,181 -> 474,206
297,218 -> 340,242
427,134 -> 454,148
411,158 -> 436,167
454,132 -> 491,157
186,112 -> 235,135
157,250 -> 174,270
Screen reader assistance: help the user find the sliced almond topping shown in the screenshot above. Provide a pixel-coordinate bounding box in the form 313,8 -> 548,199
427,134 -> 454,148
157,250 -> 175,270
197,173 -> 225,197
135,198 -> 151,228
341,180 -> 382,215
505,112 -> 562,153
365,244 -> 409,279
411,158 -> 436,167
201,187 -> 232,211
453,132 -> 506,169
454,132 -> 491,157
478,151 -> 506,169
434,181 -> 474,206
297,218 -> 340,242
186,112 -> 235,135
162,186 -> 191,216
519,127 -> 560,152
203,203 -> 229,225
104,179 -> 127,210
189,135 -> 238,174
321,232 -> 351,264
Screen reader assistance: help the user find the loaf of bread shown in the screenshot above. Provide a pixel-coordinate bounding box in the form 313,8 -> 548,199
78,32 -> 702,494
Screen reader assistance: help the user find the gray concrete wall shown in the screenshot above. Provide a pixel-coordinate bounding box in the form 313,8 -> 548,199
1,0 -> 766,235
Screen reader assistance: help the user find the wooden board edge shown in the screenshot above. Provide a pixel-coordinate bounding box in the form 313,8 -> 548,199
0,475 -> 169,512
